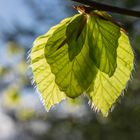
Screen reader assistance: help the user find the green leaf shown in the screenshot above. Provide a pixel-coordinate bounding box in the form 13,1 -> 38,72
44,18 -> 71,56
87,12 -> 121,76
66,14 -> 86,61
45,15 -> 97,98
31,33 -> 67,111
87,30 -> 134,116
30,10 -> 134,116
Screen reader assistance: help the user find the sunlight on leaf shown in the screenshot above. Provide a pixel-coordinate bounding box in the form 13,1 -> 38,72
45,15 -> 97,98
87,12 -> 121,77
31,32 -> 67,110
30,9 -> 134,116
66,14 -> 86,60
87,30 -> 134,116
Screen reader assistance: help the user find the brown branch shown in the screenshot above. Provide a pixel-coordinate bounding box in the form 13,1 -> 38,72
72,0 -> 140,18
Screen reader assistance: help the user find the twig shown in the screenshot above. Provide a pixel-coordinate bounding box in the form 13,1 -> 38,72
72,0 -> 140,18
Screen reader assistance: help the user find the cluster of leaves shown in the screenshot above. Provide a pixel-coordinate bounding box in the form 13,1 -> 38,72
30,7 -> 134,116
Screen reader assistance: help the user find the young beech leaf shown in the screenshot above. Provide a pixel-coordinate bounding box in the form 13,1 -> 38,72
87,30 -> 134,116
30,19 -> 71,110
45,16 -> 97,98
66,14 -> 86,61
87,12 -> 121,77
30,9 -> 134,116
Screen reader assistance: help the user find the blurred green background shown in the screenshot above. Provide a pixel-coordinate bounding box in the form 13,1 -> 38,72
0,0 -> 140,140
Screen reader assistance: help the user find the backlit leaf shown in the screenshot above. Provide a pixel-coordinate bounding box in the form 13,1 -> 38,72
66,14 -> 86,60
87,30 -> 134,116
87,12 -> 121,77
31,28 -> 67,110
45,16 -> 97,98
30,8 -> 134,116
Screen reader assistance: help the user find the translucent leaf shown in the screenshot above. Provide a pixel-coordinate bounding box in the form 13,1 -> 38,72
30,9 -> 134,116
45,15 -> 97,98
87,12 -> 121,76
31,24 -> 68,110
66,14 -> 86,60
87,30 -> 134,116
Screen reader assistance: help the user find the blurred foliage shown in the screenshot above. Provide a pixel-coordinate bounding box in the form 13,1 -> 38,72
0,0 -> 140,140
7,42 -> 24,56
3,86 -> 20,107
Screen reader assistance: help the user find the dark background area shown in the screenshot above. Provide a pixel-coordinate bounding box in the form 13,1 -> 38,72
0,0 -> 140,140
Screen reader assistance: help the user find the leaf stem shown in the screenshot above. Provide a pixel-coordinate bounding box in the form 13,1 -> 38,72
72,0 -> 140,18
